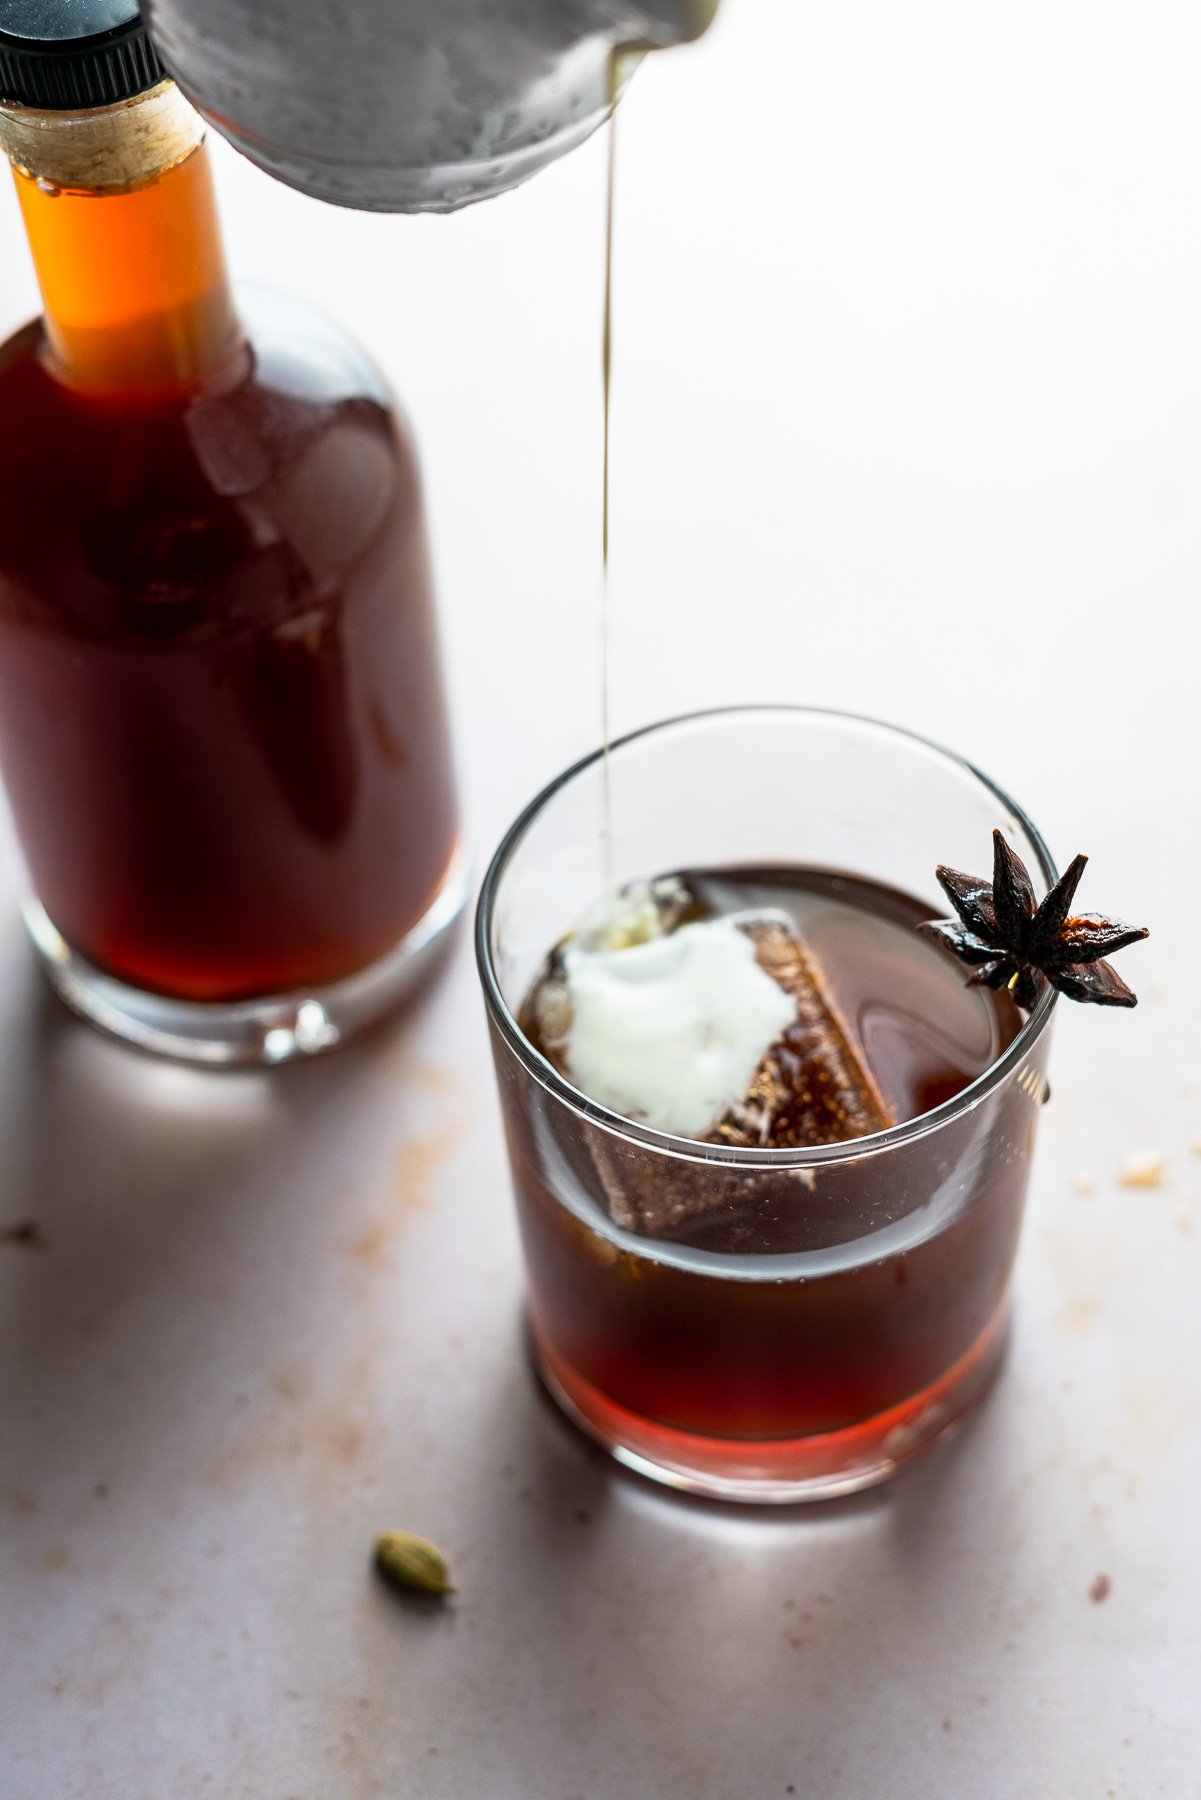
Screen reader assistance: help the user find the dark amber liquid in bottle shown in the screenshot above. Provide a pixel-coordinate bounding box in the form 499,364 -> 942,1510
0,148 -> 458,1002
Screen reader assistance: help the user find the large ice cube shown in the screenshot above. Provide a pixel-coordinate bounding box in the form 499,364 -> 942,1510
528,895 -> 895,1237
559,916 -> 796,1138
709,914 -> 894,1150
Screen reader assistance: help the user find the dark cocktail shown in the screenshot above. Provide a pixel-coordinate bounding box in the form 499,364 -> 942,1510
477,709 -> 1057,1501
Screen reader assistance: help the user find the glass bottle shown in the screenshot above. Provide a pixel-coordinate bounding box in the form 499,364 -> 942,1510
0,3 -> 463,1063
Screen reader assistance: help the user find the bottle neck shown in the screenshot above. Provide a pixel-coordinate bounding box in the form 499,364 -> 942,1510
0,83 -> 242,399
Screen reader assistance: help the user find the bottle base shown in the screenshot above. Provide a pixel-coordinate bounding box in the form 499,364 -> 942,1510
531,1305 -> 1010,1505
25,846 -> 469,1067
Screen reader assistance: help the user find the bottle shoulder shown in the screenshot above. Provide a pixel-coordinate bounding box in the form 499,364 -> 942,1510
0,291 -> 426,641
0,318 -> 46,382
236,285 -> 398,414
0,286 -> 412,451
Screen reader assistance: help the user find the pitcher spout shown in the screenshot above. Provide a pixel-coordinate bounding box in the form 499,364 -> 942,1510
144,0 -> 721,214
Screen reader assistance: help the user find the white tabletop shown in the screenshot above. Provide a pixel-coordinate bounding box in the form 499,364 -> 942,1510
2,3 -> 1198,1795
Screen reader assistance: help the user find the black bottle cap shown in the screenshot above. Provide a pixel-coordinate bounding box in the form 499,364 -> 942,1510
0,0 -> 164,111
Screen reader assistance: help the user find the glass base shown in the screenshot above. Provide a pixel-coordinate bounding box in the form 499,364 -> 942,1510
25,846 -> 469,1067
532,1306 -> 1010,1505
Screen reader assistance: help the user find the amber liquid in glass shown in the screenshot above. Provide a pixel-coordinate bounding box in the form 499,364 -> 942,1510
0,148 -> 457,1001
506,869 -> 1037,1450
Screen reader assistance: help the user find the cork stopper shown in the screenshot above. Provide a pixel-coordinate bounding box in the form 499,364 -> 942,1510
0,79 -> 202,193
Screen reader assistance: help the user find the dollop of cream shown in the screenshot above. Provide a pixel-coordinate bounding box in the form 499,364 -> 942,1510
562,915 -> 796,1138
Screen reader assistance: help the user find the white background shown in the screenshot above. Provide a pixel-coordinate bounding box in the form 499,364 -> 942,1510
1,2 -> 1198,1795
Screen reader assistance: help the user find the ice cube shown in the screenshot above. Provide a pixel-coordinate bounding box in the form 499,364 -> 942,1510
575,876 -> 692,952
591,913 -> 894,1236
526,897 -> 894,1240
527,950 -> 573,1066
709,913 -> 894,1150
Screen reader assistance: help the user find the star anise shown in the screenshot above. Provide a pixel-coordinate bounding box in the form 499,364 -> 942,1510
918,829 -> 1148,1010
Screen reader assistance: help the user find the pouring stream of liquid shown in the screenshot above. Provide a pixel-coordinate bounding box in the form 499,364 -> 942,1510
599,54 -> 621,873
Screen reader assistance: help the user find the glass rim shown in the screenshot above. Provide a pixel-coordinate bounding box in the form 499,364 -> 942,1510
475,703 -> 1058,1168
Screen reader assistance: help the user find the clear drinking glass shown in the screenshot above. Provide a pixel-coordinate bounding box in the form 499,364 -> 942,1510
476,707 -> 1057,1503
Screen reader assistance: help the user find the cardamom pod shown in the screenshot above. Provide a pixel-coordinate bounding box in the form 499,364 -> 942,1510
374,1531 -> 454,1597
